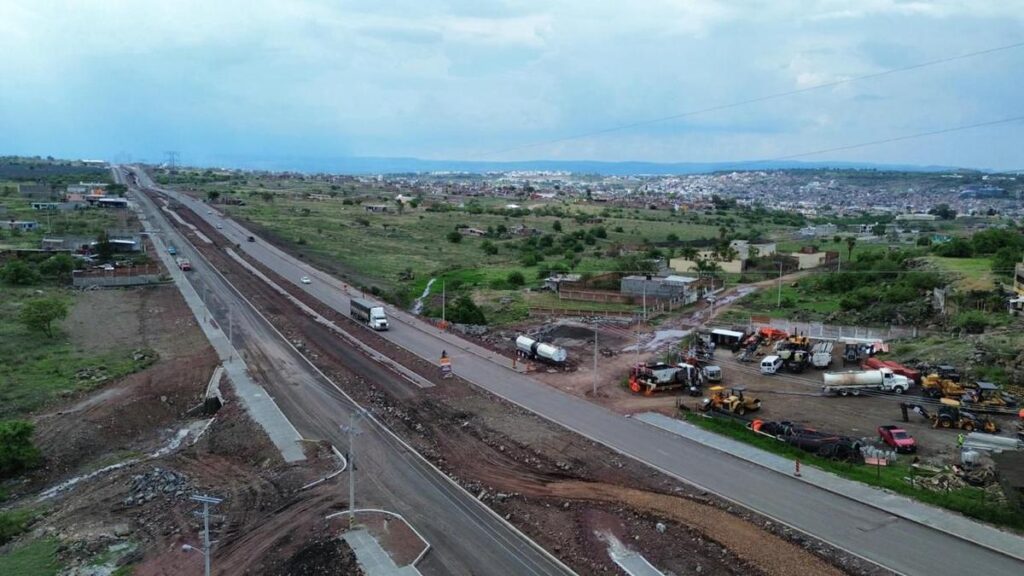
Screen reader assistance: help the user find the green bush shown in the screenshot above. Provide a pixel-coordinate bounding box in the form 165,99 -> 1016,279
446,231 -> 462,243
0,420 -> 41,478
507,271 -> 525,287
1,261 -> 40,286
954,311 -> 990,334
0,509 -> 35,545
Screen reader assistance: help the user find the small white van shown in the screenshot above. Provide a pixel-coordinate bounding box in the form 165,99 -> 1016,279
760,355 -> 783,375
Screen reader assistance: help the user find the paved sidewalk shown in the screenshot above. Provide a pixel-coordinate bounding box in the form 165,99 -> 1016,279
343,529 -> 421,576
636,412 -> 1024,562
136,198 -> 306,463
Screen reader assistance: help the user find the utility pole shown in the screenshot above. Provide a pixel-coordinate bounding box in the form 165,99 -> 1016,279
341,409 -> 366,529
165,151 -> 180,170
592,326 -> 598,397
186,494 -> 222,576
442,280 -> 446,326
642,282 -> 647,323
777,261 -> 783,309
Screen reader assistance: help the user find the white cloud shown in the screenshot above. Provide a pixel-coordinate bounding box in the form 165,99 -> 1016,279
0,1 -> 1021,168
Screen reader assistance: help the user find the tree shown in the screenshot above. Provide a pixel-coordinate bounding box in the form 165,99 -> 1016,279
1,260 -> 40,286
552,220 -> 562,233
928,203 -> 957,220
496,224 -> 508,237
95,231 -> 113,261
18,297 -> 68,338
447,295 -> 486,325
992,246 -> 1023,277
679,246 -> 699,261
206,190 -> 221,203
0,420 -> 40,478
446,230 -> 462,243
666,232 -> 679,243
507,271 -> 525,287
832,235 -> 841,245
845,236 -> 857,261
481,240 -> 498,255
39,253 -> 75,283
871,223 -> 887,237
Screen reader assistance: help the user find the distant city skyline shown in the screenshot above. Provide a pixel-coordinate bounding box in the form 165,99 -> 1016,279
1,1 -> 1022,170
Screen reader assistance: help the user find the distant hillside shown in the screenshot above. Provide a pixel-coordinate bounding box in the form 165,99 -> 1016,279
192,154 -> 965,176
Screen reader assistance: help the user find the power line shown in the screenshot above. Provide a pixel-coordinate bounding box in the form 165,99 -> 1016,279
474,40 -> 1024,158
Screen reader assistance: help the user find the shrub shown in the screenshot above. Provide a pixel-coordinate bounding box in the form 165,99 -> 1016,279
1,260 -> 40,285
446,231 -> 462,243
954,311 -> 989,334
0,421 -> 41,478
507,271 -> 525,287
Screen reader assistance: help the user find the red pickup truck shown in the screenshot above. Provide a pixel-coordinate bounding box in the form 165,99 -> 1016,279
878,425 -> 916,453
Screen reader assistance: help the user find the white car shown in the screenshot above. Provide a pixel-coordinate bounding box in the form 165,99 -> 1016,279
300,276 -> 312,284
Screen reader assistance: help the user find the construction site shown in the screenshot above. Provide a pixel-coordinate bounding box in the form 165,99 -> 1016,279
513,313 -> 1024,516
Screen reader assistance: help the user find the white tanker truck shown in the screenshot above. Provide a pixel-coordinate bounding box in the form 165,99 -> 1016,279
515,335 -> 568,365
822,368 -> 912,396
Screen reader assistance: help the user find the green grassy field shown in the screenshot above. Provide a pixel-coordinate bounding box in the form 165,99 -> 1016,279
685,413 -> 1023,531
924,256 -> 996,291
0,286 -> 154,418
0,538 -> 62,576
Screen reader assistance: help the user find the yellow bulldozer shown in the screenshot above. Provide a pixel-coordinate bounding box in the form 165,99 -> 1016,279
699,385 -> 762,416
921,374 -> 968,399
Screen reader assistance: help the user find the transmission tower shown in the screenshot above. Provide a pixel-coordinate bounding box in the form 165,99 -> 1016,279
165,151 -> 180,170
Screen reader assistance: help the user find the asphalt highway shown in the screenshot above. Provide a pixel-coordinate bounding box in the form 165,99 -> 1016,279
124,169 -> 576,576
126,167 -> 1024,576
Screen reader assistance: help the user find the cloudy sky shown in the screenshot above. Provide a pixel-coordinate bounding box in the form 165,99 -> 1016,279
1,0 -> 1022,169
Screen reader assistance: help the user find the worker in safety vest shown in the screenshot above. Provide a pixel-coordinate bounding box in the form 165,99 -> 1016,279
956,433 -> 965,448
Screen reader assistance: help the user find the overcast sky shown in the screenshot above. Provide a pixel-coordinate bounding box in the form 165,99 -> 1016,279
1,1 -> 1022,170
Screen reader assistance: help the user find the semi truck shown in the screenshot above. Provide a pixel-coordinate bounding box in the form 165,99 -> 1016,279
822,368 -> 912,396
515,335 -> 567,365
350,298 -> 389,331
862,357 -> 921,384
175,257 -> 192,271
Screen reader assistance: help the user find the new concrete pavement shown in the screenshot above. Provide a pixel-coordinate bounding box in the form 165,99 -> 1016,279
128,167 -> 1024,576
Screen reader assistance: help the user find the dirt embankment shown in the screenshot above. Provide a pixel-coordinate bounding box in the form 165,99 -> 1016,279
8,278 -> 361,574
167,196 -> 887,576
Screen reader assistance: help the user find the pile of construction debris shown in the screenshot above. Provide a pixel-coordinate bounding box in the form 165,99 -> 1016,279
123,467 -> 192,507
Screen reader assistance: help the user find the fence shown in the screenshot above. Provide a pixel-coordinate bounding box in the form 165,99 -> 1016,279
745,315 -> 927,341
528,307 -> 639,320
558,289 -> 635,304
72,264 -> 165,288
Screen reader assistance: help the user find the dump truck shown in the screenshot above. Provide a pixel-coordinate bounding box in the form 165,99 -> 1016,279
822,368 -> 912,395
629,362 -> 703,395
699,385 -> 761,415
350,298 -> 389,331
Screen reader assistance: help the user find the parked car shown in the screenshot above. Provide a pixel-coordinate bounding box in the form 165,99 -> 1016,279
878,425 -> 916,453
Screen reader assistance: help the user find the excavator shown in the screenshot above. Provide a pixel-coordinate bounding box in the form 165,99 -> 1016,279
699,385 -> 762,416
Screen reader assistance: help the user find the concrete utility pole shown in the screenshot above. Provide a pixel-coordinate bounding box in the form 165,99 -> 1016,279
186,494 -> 222,576
777,261 -> 784,309
341,409 -> 367,529
441,280 -> 446,326
592,326 -> 598,397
